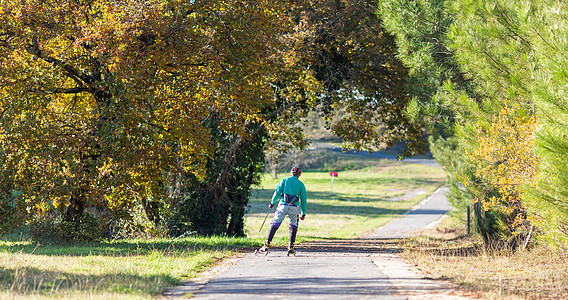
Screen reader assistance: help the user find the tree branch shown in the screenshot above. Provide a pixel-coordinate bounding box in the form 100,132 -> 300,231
39,87 -> 93,94
210,100 -> 302,207
25,38 -> 94,87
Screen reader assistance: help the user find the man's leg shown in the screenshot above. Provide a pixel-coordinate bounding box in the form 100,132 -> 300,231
263,226 -> 278,248
259,205 -> 286,252
287,207 -> 300,254
288,227 -> 298,252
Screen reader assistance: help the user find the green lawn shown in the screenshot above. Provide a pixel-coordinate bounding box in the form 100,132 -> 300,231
245,159 -> 446,242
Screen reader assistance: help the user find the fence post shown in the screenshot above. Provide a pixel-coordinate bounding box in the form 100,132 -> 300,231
467,206 -> 471,235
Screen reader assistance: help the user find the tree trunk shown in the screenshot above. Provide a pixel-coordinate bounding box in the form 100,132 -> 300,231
209,101 -> 299,209
226,165 -> 256,237
141,196 -> 161,225
65,192 -> 86,224
226,205 -> 245,237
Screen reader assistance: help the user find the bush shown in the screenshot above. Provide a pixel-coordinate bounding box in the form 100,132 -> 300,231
29,211 -> 104,243
466,105 -> 538,249
0,191 -> 27,234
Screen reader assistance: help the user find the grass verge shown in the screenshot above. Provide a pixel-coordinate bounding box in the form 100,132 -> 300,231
404,216 -> 568,299
0,236 -> 261,299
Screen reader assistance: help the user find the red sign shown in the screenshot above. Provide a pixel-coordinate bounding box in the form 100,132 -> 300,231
329,172 -> 338,177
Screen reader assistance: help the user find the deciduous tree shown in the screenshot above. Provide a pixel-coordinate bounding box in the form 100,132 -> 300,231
299,0 -> 428,156
0,0 -> 438,239
0,0 -> 294,235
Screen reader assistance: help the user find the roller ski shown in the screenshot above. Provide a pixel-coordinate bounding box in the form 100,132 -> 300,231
287,247 -> 296,257
254,243 -> 270,256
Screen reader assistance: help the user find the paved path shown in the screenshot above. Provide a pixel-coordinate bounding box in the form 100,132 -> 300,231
362,187 -> 451,239
163,185 -> 473,299
190,247 -> 400,299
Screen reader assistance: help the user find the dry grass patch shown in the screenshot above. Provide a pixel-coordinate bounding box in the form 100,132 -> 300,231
403,227 -> 568,299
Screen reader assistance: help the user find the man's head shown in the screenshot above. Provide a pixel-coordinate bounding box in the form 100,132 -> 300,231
291,167 -> 302,177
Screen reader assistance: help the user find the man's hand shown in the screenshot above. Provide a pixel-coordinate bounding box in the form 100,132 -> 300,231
300,215 -> 305,220
268,203 -> 274,209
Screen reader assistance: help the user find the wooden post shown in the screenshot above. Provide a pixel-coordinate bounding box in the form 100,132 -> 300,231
467,206 -> 471,235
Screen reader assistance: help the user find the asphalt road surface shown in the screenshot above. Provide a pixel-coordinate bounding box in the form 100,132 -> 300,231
362,187 -> 451,239
163,184 -> 472,299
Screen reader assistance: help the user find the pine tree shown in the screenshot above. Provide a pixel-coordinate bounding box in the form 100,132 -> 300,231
378,0 -> 542,247
520,0 -> 568,248
377,0 -> 506,242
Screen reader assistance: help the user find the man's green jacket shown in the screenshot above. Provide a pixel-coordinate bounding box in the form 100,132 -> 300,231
270,175 -> 307,215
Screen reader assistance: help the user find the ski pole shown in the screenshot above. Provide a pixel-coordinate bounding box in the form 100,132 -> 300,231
258,208 -> 271,232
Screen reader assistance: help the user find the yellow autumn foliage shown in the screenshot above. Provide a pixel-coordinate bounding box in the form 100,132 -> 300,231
467,104 -> 539,236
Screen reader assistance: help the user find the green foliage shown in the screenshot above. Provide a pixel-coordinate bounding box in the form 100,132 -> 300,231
521,1 -> 568,249
384,0 -> 568,250
378,0 -> 500,243
378,0 -> 467,136
378,0 -> 541,248
429,136 -> 469,211
170,188 -> 223,237
0,191 -> 26,234
447,0 -> 568,249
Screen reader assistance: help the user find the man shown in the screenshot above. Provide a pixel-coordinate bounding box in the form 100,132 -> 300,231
257,167 -> 307,256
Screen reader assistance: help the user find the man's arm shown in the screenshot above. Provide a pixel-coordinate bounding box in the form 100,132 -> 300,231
271,179 -> 284,205
299,185 -> 307,216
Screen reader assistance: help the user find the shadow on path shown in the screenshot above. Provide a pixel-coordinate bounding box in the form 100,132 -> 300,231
185,239 -> 407,300
196,276 -> 395,297
298,238 -> 403,254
